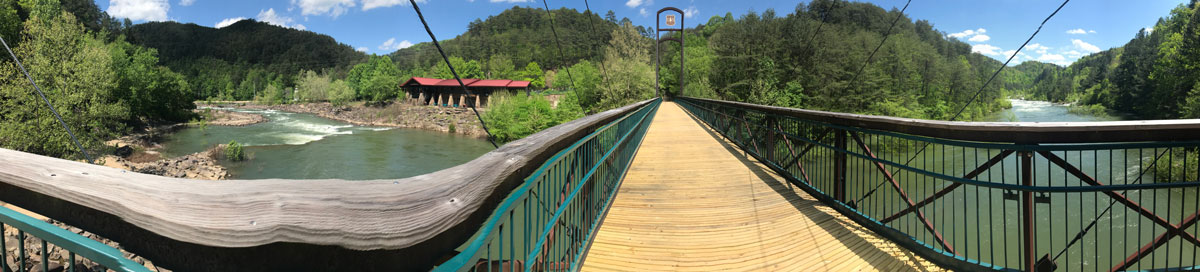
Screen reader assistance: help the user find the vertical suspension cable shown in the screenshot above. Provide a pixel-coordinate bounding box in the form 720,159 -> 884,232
407,0 -> 499,148
0,35 -> 93,163
540,0 -> 577,93
856,0 -> 1070,205
800,1 -> 841,66
582,0 -> 609,79
844,0 -> 911,88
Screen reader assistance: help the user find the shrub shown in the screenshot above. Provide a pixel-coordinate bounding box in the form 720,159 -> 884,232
482,93 -> 584,143
225,140 -> 246,161
328,79 -> 356,106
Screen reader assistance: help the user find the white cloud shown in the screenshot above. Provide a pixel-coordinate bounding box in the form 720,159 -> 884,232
1144,27 -> 1154,33
1072,39 -> 1101,53
292,0 -> 355,17
1026,43 -> 1049,54
947,28 -> 985,39
1066,28 -> 1087,34
625,0 -> 642,8
1065,50 -> 1082,57
362,0 -> 429,11
106,0 -> 170,22
683,6 -> 698,18
180,0 -> 195,6
214,17 -> 246,28
971,44 -> 1002,56
356,47 -> 368,52
639,8 -> 647,17
1002,49 -> 1031,61
1037,53 -> 1070,66
257,8 -> 305,30
379,38 -> 414,51
948,28 -> 990,43
1089,30 -> 1096,33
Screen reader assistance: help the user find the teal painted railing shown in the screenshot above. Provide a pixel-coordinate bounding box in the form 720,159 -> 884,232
434,98 -> 660,272
0,206 -> 149,272
678,97 -> 1200,272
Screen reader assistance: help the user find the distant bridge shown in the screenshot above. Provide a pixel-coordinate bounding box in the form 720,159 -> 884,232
2,97 -> 1200,271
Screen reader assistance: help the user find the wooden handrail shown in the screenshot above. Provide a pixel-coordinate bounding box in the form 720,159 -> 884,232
0,98 -> 655,271
683,97 -> 1200,143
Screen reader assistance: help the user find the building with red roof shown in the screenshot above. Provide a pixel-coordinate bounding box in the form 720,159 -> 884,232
401,77 -> 532,107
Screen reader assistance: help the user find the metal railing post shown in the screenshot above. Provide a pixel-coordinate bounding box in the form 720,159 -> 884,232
765,116 -> 777,162
834,129 -> 848,203
1020,151 -> 1035,272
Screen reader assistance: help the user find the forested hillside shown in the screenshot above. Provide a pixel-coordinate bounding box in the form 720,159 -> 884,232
389,7 -> 643,73
1007,1 -> 1200,119
125,20 -> 368,100
0,0 -> 194,159
654,0 -> 1011,121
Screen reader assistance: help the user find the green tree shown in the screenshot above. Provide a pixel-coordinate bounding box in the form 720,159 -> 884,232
0,10 -> 126,159
430,56 -> 482,79
348,55 -> 401,102
486,54 -> 515,79
255,83 -> 285,105
1182,81 -> 1200,118
0,0 -> 21,47
482,93 -> 581,143
521,61 -> 546,89
328,79 -> 355,106
109,38 -> 195,123
566,60 -> 602,110
596,22 -> 654,110
294,69 -> 331,102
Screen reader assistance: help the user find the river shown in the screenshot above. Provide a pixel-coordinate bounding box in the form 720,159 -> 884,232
867,99 -> 1197,271
160,108 -> 494,180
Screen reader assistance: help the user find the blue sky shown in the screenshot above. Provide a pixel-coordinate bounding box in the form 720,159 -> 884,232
99,0 -> 1185,66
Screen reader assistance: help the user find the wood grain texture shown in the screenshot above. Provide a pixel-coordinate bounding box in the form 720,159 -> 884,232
0,99 -> 653,271
682,97 -> 1200,143
580,102 -> 944,271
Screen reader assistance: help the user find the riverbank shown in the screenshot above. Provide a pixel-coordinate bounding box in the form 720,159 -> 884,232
198,101 -> 489,138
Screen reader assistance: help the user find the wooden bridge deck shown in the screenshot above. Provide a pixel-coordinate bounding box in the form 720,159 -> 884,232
580,102 -> 943,271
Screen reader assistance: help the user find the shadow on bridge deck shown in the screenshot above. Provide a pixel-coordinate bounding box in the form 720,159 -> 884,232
580,102 -> 944,271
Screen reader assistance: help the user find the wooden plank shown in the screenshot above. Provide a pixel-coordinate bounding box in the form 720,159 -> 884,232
0,99 -> 655,271
580,102 -> 944,271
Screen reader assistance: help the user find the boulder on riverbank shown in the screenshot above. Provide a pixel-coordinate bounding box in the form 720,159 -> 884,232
200,101 -> 489,138
194,108 -> 266,126
102,145 -> 227,180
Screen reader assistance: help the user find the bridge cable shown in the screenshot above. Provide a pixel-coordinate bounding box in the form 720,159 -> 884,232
407,0 -> 499,148
844,0 -> 910,89
800,1 -> 841,66
582,0 -> 609,80
854,0 -> 1070,204
1051,148 -> 1168,262
540,0 -> 578,93
0,35 -> 94,164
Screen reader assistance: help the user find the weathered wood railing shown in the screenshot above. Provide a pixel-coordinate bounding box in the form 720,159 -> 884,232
678,97 -> 1200,272
0,98 -> 657,271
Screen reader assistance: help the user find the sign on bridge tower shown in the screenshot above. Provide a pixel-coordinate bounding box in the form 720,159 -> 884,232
655,7 -> 684,98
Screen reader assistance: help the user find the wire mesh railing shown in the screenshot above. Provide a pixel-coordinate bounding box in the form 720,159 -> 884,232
434,98 -> 660,272
0,206 -> 149,272
677,97 -> 1200,272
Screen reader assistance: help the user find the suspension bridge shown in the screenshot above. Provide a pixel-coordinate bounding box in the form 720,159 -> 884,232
4,0 -> 1200,271
2,96 -> 1200,271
